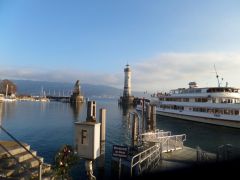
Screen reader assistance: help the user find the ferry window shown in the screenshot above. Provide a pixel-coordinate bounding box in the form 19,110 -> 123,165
219,109 -> 224,114
195,89 -> 201,93
235,110 -> 239,115
202,98 -> 207,102
183,98 -> 189,102
208,109 -> 213,113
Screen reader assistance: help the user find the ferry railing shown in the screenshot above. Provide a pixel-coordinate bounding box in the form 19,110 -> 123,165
0,125 -> 42,180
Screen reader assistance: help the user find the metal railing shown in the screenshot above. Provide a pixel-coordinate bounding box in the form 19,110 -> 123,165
158,134 -> 186,152
139,129 -> 186,152
130,144 -> 161,177
0,125 -> 42,180
196,146 -> 210,162
130,134 -> 186,177
139,130 -> 172,142
217,144 -> 233,161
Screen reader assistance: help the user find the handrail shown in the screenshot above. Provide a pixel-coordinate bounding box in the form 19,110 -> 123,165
130,134 -> 187,177
130,144 -> 160,176
0,125 -> 42,164
139,131 -> 172,141
142,134 -> 186,143
0,143 -> 32,177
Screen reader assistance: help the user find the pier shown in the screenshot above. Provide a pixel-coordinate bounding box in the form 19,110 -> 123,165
111,104 -> 218,179
46,95 -> 70,102
111,129 -> 217,178
45,80 -> 84,103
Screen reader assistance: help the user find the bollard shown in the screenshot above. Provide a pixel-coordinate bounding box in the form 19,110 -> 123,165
150,105 -> 156,131
132,113 -> 139,147
99,108 -> 106,175
142,98 -> 145,133
99,108 -> 106,142
146,104 -> 151,131
98,141 -> 106,178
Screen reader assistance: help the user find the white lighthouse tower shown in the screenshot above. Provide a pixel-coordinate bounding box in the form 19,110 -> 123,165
120,64 -> 134,105
123,64 -> 131,97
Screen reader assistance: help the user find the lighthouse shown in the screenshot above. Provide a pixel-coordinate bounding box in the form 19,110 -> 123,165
123,64 -> 131,97
119,64 -> 135,105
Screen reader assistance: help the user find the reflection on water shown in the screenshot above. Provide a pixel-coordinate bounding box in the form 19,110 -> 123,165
0,103 -> 3,126
156,115 -> 240,153
70,102 -> 84,122
0,100 -> 240,179
1,102 -> 17,122
118,103 -> 135,117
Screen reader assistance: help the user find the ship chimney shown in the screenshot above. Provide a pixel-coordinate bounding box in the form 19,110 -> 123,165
189,82 -> 197,88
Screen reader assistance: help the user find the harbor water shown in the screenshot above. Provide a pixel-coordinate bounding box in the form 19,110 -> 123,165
1,99 -> 240,179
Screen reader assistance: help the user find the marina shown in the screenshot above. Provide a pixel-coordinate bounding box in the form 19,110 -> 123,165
1,65 -> 240,179
1,99 -> 240,179
1,0 -> 240,179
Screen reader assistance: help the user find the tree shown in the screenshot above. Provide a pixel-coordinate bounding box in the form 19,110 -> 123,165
0,79 -> 17,95
54,144 -> 79,180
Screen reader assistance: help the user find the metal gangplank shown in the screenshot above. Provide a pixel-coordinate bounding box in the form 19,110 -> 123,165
130,130 -> 186,176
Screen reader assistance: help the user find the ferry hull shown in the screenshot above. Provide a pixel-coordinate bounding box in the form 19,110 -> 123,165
136,105 -> 240,128
156,110 -> 240,129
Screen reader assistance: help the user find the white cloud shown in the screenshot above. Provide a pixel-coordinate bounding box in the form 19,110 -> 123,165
1,52 -> 240,93
0,66 -> 123,87
132,52 -> 240,92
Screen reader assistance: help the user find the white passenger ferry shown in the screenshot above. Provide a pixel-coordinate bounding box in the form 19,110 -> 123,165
137,82 -> 240,128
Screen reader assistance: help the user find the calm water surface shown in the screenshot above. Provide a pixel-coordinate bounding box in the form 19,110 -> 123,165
1,99 -> 240,179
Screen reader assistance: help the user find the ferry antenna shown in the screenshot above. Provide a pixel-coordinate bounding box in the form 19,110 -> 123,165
214,64 -> 220,87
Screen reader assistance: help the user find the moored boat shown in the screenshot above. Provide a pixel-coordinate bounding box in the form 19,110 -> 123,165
137,82 -> 240,128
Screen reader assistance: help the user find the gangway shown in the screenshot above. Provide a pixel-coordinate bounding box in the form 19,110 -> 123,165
130,130 -> 186,176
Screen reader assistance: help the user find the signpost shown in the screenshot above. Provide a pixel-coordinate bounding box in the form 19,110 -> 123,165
112,145 -> 128,158
112,145 -> 128,179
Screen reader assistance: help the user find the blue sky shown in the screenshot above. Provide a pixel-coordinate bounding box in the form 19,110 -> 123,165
1,0 -> 240,91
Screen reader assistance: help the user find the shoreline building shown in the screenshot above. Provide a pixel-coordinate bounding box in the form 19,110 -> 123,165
119,64 -> 135,105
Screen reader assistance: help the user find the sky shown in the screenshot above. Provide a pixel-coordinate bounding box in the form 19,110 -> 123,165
1,0 -> 240,92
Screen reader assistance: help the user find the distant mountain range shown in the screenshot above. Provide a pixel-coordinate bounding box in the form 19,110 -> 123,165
12,80 -> 146,98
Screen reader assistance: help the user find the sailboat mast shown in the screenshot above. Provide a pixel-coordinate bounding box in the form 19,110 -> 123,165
5,84 -> 8,97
